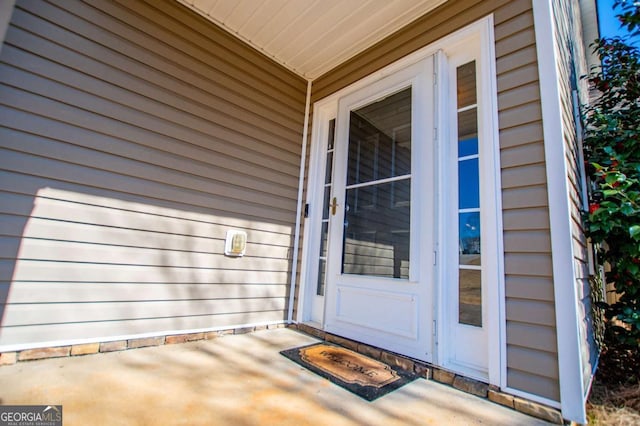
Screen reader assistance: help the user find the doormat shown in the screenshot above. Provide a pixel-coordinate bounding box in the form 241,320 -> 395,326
280,343 -> 417,401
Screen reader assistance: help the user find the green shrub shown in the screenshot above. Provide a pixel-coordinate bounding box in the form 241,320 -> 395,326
584,0 -> 640,349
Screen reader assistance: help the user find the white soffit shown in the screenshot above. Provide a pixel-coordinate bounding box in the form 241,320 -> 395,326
177,0 -> 447,80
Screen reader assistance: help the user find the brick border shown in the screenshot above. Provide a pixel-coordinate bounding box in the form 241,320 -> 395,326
0,322 -> 564,424
0,323 -> 285,365
293,323 -> 564,425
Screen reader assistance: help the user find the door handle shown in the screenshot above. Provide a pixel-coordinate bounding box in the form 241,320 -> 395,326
330,197 -> 338,216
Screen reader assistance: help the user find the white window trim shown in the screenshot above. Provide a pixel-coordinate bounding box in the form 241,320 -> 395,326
298,16 -> 504,386
435,15 -> 504,385
532,0 -> 586,422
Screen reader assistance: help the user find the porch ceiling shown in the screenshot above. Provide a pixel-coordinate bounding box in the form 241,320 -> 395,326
176,0 -> 447,80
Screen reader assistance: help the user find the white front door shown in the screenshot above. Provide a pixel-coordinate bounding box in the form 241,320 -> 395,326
323,58 -> 436,362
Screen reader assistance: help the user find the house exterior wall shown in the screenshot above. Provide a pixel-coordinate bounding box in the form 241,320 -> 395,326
299,0 -> 561,402
0,0 -> 307,349
551,0 -> 598,395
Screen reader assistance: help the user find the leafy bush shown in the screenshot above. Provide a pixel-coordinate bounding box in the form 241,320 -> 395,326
584,0 -> 640,349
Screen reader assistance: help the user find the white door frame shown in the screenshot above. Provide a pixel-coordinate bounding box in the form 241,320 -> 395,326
296,15 -> 504,387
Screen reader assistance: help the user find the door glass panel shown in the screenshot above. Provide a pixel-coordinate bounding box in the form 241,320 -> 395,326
327,118 -> 335,150
456,61 -> 482,327
459,137 -> 478,157
458,109 -> 478,142
317,259 -> 327,296
325,151 -> 334,184
322,186 -> 331,220
458,269 -> 482,327
320,222 -> 329,258
342,88 -> 412,279
456,61 -> 477,107
458,158 -> 480,209
347,89 -> 412,186
317,119 -> 336,296
459,212 -> 481,265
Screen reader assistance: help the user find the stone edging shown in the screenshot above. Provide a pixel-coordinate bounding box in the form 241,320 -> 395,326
293,323 -> 564,425
0,323 -> 286,366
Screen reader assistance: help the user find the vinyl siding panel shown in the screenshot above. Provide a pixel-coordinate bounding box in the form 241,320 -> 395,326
550,0 -> 599,393
302,0 -> 560,402
507,369 -> 561,403
1,260 -> 289,285
497,2 -> 559,401
507,322 -> 557,353
1,312 -> 286,345
2,283 -> 288,304
505,277 -> 555,302
0,0 -> 307,348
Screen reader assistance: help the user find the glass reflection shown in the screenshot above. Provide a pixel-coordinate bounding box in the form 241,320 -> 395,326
322,186 -> 331,220
320,222 -> 328,258
459,137 -> 478,158
341,87 -> 412,279
456,60 -> 482,328
459,212 -> 481,265
458,158 -> 480,210
458,269 -> 482,326
343,181 -> 410,278
317,259 -> 326,296
347,89 -> 412,186
456,61 -> 477,107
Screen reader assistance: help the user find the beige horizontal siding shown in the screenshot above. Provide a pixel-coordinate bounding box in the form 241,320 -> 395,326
0,189 -> 294,237
6,3 -> 302,159
508,345 -> 559,379
507,369 -> 561,402
2,283 -> 288,304
507,322 -> 557,353
0,144 -> 295,223
497,1 -> 559,401
2,238 -> 290,271
501,164 -> 547,188
0,0 -> 306,348
0,217 -> 289,257
3,299 -> 287,327
0,260 -> 289,285
505,276 -> 555,302
0,311 -> 286,345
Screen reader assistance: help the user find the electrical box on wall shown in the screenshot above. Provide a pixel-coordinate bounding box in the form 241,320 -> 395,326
225,230 -> 247,257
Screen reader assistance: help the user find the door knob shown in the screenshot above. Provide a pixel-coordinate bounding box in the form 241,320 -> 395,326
330,197 -> 338,216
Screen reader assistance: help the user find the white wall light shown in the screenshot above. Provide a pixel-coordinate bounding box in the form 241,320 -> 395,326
225,230 -> 247,257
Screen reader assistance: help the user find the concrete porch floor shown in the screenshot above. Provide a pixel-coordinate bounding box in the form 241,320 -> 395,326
0,328 -> 552,425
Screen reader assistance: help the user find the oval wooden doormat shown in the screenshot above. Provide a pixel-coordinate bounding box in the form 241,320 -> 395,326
280,343 -> 417,401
